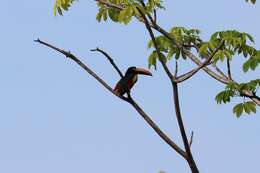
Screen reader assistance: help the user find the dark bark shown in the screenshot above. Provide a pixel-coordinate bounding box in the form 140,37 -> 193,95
172,82 -> 200,173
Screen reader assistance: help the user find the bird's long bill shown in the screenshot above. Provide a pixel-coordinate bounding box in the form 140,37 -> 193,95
134,68 -> 152,76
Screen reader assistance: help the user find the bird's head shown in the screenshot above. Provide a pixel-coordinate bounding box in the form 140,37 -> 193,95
125,66 -> 152,76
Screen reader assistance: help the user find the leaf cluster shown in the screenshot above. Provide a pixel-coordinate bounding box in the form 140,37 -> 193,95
233,101 -> 256,118
199,30 -> 256,62
53,0 -> 76,16
245,0 -> 256,4
215,80 -> 260,117
147,27 -> 201,69
95,0 -> 164,25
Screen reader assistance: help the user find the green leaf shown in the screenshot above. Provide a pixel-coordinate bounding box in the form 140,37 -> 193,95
244,102 -> 251,114
96,8 -> 104,22
245,33 -> 255,43
57,7 -> 63,15
245,0 -> 256,4
244,101 -> 257,114
108,8 -> 119,22
243,60 -> 250,72
118,7 -> 128,23
148,51 -> 157,69
103,10 -> 108,21
233,103 -> 243,118
53,0 -> 75,16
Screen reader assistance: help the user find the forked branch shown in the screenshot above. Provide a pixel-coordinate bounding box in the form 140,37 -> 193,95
136,6 -> 200,173
177,41 -> 225,83
91,48 -> 124,78
34,38 -> 186,159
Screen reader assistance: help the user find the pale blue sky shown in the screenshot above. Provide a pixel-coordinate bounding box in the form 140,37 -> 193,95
0,0 -> 260,173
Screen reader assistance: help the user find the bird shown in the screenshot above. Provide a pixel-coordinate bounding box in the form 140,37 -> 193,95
114,66 -> 152,96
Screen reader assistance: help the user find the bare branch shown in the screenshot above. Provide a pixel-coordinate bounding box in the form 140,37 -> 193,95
136,7 -> 175,82
136,5 -> 199,172
128,97 -> 186,158
34,38 -> 187,159
153,9 -> 157,24
34,39 -> 128,102
240,91 -> 260,105
91,48 -> 124,78
227,58 -> 232,80
174,61 -> 178,77
177,41 -> 224,83
189,131 -> 194,148
172,82 -> 199,173
211,63 -> 229,79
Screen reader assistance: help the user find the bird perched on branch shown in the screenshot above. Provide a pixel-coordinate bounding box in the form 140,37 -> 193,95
114,66 -> 152,96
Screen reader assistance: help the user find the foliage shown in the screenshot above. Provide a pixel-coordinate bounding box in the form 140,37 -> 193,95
53,0 -> 76,16
245,0 -> 257,4
199,30 -> 256,63
95,0 -> 164,24
147,27 -> 201,68
52,0 -> 259,118
215,80 -> 260,117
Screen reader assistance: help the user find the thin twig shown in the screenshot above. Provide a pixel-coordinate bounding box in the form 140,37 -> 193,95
211,63 -> 229,79
153,9 -> 157,24
172,82 -> 199,173
189,131 -> 194,148
91,48 -> 124,78
136,7 -> 175,82
34,38 -> 187,159
176,41 -> 225,83
227,58 -> 232,80
174,61 -> 178,77
34,39 -> 128,102
90,48 -> 132,98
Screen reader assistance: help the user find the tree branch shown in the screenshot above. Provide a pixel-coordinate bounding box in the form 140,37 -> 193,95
172,82 -> 199,173
136,7 -> 175,82
189,131 -> 194,148
174,61 -> 178,77
227,58 -> 232,80
152,24 -> 229,84
34,39 -> 128,101
94,0 -> 229,85
153,9 -> 157,24
176,41 -> 224,83
136,6 -> 199,173
128,97 -> 186,158
34,38 -> 186,159
91,48 -> 124,78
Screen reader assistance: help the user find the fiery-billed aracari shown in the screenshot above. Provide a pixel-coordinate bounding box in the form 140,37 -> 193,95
114,66 -> 152,96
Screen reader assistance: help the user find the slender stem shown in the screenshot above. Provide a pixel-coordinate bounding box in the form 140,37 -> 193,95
172,82 -> 199,173
176,41 -> 224,83
128,97 -> 186,158
189,131 -> 194,148
227,58 -> 232,80
34,39 -> 128,101
91,48 -> 124,78
153,9 -> 157,24
136,6 -> 175,82
136,6 -> 200,173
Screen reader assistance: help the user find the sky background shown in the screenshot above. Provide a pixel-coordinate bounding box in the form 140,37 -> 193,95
1,0 -> 260,173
